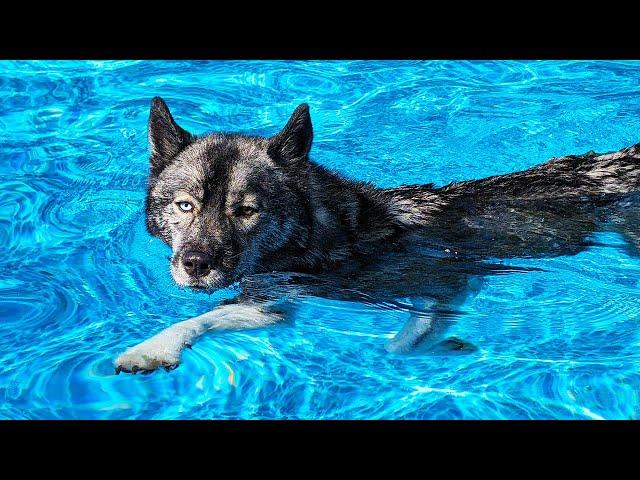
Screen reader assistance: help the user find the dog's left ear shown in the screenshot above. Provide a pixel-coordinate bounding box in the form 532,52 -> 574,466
148,97 -> 194,176
268,104 -> 313,165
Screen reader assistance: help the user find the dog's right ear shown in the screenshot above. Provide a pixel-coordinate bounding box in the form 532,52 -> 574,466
267,103 -> 313,166
148,97 -> 193,175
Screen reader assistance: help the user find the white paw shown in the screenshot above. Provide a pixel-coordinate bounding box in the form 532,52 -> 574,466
114,336 -> 188,374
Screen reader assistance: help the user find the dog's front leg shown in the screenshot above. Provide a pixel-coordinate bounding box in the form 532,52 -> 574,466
385,277 -> 481,354
114,303 -> 284,374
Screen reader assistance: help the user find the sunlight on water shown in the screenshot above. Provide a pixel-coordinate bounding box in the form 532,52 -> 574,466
1,60 -> 639,419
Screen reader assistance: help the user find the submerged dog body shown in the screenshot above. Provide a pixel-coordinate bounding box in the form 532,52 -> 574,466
115,98 -> 639,374
147,98 -> 640,288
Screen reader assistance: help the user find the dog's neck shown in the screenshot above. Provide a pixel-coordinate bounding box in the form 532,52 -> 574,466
260,160 -> 443,273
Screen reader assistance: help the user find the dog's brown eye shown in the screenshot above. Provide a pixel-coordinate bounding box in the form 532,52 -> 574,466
236,206 -> 257,218
176,201 -> 194,212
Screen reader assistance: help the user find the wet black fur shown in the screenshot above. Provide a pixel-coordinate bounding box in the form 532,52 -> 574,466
146,97 -> 639,283
140,97 -> 640,353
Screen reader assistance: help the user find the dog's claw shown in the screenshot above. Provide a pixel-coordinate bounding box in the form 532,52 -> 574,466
113,359 -> 180,375
115,333 -> 185,375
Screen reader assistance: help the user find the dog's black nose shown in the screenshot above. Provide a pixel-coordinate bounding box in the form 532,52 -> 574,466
182,251 -> 213,278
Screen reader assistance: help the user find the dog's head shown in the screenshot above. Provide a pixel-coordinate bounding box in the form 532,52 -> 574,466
145,97 -> 312,291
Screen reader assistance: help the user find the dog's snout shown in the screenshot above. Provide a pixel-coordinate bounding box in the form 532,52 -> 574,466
182,251 -> 213,278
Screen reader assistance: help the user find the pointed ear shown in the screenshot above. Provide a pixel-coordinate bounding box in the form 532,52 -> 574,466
148,97 -> 193,175
267,104 -> 313,165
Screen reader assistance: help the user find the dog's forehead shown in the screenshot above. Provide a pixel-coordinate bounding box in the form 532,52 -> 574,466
164,134 -> 276,198
202,135 -> 269,165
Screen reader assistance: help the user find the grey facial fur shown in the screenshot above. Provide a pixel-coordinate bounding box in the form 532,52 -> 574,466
146,100 -> 316,289
145,97 -> 640,292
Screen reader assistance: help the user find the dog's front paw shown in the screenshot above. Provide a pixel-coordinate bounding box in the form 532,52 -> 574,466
114,338 -> 186,375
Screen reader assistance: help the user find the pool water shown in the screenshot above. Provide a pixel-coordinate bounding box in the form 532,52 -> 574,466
1,60 -> 640,419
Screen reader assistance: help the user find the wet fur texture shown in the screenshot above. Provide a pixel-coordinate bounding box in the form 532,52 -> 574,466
115,97 -> 640,374
146,97 -> 640,287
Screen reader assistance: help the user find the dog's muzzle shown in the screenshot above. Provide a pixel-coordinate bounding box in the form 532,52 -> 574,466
170,249 -> 233,291
181,250 -> 213,278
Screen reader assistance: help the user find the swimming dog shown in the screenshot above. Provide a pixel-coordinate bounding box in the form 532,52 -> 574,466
115,97 -> 639,374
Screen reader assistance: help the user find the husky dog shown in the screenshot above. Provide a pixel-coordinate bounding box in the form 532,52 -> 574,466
115,97 -> 639,374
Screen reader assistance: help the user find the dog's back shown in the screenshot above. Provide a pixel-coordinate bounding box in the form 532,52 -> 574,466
464,144 -> 638,196
383,144 -> 640,259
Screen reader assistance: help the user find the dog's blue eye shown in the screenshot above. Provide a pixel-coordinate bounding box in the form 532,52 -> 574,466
177,201 -> 193,212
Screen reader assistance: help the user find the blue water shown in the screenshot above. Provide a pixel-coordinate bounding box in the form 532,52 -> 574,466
1,60 -> 640,419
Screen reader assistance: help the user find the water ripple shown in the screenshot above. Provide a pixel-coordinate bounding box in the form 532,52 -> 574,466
1,60 -> 640,419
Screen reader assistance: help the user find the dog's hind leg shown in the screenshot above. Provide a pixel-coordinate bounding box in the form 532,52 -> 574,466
612,201 -> 640,257
114,302 -> 285,374
621,230 -> 640,256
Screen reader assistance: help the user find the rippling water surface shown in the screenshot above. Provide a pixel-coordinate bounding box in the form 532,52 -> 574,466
1,60 -> 640,419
